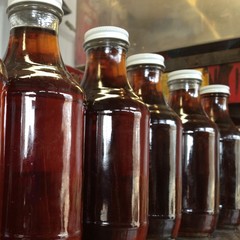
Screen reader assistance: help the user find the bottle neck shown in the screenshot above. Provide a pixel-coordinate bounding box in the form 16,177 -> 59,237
201,93 -> 232,122
4,6 -> 63,67
168,80 -> 203,114
81,40 -> 130,90
127,65 -> 166,105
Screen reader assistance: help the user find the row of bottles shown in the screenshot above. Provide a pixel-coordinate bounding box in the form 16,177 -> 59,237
0,0 -> 239,239
126,57 -> 240,239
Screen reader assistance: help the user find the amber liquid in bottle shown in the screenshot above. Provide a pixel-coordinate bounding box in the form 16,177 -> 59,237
0,59 -> 7,234
201,92 -> 240,229
2,26 -> 84,239
168,86 -> 219,237
127,65 -> 182,239
81,40 -> 149,240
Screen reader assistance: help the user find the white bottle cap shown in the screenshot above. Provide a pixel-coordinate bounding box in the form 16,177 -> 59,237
84,26 -> 129,45
200,84 -> 230,95
126,53 -> 165,69
8,0 -> 63,12
168,69 -> 202,83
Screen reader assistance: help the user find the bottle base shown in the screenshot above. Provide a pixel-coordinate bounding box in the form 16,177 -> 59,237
178,212 -> 218,238
217,209 -> 240,230
1,234 -> 81,239
147,216 -> 181,239
83,223 -> 148,240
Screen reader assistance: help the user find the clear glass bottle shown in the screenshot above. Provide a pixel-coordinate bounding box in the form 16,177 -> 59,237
80,26 -> 150,240
167,69 -> 219,237
2,0 -> 85,239
0,59 -> 7,234
126,53 -> 182,240
200,84 -> 240,229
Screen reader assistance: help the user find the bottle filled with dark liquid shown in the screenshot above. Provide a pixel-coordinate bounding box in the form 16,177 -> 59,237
126,53 -> 182,239
200,84 -> 240,229
167,70 -> 219,237
2,1 -> 85,239
0,59 -> 7,234
80,26 -> 150,240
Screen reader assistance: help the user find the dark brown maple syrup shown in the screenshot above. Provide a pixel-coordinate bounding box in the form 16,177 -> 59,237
167,70 -> 219,237
200,84 -> 240,230
127,53 -> 182,240
80,27 -> 149,240
2,2 -> 85,239
0,59 -> 7,235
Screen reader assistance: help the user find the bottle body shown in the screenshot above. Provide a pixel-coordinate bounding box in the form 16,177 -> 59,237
178,114 -> 218,237
200,86 -> 240,229
83,94 -> 149,240
2,6 -> 85,239
81,30 -> 149,240
147,111 -> 182,240
167,72 -> 219,237
0,60 -> 7,234
127,60 -> 182,240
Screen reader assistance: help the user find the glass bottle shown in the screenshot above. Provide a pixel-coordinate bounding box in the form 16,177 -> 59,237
0,59 -> 7,234
200,84 -> 240,229
126,53 -> 182,240
2,0 -> 85,239
80,26 -> 150,240
167,69 -> 219,237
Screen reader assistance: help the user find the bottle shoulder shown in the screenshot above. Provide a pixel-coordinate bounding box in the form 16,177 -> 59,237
149,105 -> 181,124
180,113 -> 218,133
218,124 -> 240,139
0,59 -> 8,83
5,65 -> 84,99
84,88 -> 149,113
